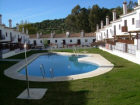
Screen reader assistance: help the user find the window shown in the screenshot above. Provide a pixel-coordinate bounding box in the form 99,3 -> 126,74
132,18 -> 135,25
124,20 -> 127,26
70,40 -> 72,42
40,40 -> 42,43
6,32 -> 7,37
85,39 -> 88,42
93,39 -> 96,42
55,40 -> 57,43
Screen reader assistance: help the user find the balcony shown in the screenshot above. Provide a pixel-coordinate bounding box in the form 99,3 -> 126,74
122,26 -> 128,32
117,39 -> 134,44
136,20 -> 140,28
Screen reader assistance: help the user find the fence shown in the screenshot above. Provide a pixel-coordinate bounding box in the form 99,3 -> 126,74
115,42 -> 127,52
127,44 -> 136,55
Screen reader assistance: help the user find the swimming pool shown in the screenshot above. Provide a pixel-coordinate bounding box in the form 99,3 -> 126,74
20,54 -> 99,78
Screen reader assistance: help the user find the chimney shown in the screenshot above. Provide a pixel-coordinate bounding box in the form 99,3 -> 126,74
16,23 -> 19,31
106,16 -> 109,25
37,32 -> 40,39
22,27 -> 24,33
81,30 -> 85,37
138,0 -> 140,5
101,20 -> 104,29
40,32 -> 42,36
0,14 -> 2,25
26,29 -> 28,34
66,31 -> 70,37
51,31 -> 55,38
9,19 -> 12,28
96,24 -> 99,32
113,9 -> 116,21
123,1 -> 127,15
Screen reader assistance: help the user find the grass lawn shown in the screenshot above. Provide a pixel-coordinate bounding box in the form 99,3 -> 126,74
1,48 -> 140,105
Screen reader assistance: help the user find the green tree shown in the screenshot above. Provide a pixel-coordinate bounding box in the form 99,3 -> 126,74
43,39 -> 48,48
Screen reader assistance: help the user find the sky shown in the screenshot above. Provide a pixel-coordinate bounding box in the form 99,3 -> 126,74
0,0 -> 137,26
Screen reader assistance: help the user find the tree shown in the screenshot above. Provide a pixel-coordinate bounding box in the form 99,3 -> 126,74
127,0 -> 138,12
43,39 -> 48,48
19,24 -> 37,34
89,5 -> 101,32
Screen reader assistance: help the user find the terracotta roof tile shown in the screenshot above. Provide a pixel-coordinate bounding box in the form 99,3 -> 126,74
84,33 -> 96,37
53,34 -> 66,38
29,32 -> 96,39
69,33 -> 81,37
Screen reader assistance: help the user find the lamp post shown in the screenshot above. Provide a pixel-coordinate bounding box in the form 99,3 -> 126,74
24,42 -> 30,97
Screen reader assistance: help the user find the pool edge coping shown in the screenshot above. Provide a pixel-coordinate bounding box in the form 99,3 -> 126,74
4,52 -> 114,82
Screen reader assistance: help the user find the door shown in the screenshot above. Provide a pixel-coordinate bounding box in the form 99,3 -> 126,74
48,40 -> 50,44
107,30 -> 108,38
124,20 -> 127,26
114,25 -> 116,36
63,40 -> 66,45
77,39 -> 81,45
33,40 -> 36,46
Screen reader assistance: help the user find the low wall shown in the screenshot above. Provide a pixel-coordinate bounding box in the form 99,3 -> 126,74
2,49 -> 31,59
99,46 -> 140,65
136,50 -> 140,59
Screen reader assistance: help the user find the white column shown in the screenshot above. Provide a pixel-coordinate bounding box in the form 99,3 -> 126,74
16,23 -> 19,31
138,0 -> 140,5
101,20 -> 103,29
81,30 -> 84,37
113,9 -> 116,21
66,31 -> 70,37
37,32 -> 39,39
106,16 -> 109,25
22,27 -> 24,33
26,29 -> 28,35
123,1 -> 127,15
96,24 -> 99,32
9,19 -> 12,28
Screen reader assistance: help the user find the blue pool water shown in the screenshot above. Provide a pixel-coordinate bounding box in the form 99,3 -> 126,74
20,54 -> 99,78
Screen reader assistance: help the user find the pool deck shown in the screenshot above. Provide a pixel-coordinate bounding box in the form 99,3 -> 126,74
4,52 -> 114,82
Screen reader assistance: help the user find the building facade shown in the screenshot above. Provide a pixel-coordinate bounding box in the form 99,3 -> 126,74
96,0 -> 140,57
29,31 -> 96,48
0,15 -> 30,58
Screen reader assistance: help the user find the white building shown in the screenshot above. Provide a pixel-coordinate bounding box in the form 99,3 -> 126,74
96,0 -> 140,58
0,14 -> 30,58
29,31 -> 96,48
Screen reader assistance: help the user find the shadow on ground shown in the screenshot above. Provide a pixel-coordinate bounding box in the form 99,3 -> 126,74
0,61 -> 88,105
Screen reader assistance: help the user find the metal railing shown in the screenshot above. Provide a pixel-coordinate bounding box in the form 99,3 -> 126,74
40,64 -> 46,78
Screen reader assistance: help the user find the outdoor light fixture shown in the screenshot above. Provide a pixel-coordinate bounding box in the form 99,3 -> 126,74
24,42 -> 30,97
17,42 -> 47,99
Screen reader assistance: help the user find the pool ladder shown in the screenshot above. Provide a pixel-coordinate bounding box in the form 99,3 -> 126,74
49,68 -> 54,78
40,64 -> 54,78
40,64 -> 46,79
73,46 -> 79,56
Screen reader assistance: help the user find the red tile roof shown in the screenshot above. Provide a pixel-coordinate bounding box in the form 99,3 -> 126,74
29,33 -> 95,39
53,34 -> 66,38
69,33 -> 81,37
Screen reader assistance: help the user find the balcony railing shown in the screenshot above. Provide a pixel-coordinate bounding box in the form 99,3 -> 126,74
122,26 -> 128,32
136,20 -> 140,28
117,39 -> 134,44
